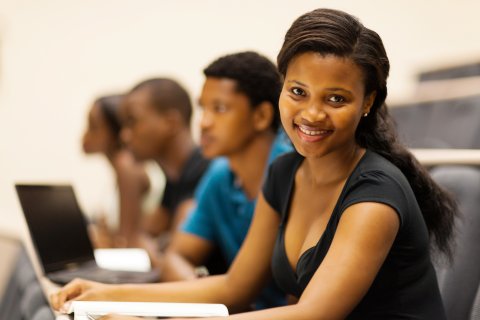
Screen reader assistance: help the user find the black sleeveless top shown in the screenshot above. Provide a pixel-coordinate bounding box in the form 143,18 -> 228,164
263,150 -> 446,319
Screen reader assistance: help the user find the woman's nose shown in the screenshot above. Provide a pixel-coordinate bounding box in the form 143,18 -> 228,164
301,102 -> 327,122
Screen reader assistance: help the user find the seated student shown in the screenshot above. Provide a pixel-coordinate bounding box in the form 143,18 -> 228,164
120,78 -> 210,240
160,51 -> 292,308
51,8 -> 457,319
82,94 -> 161,248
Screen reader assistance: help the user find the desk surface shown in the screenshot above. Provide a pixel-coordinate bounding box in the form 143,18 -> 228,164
410,148 -> 480,166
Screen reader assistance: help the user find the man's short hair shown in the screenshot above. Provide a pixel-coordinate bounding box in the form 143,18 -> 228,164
130,78 -> 192,125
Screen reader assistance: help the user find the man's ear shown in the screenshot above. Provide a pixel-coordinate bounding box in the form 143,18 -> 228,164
162,109 -> 184,134
253,101 -> 274,132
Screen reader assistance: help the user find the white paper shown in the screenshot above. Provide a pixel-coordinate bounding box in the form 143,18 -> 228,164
69,301 -> 229,319
94,248 -> 151,272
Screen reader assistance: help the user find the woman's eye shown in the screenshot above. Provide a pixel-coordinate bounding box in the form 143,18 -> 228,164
328,95 -> 345,103
291,87 -> 305,96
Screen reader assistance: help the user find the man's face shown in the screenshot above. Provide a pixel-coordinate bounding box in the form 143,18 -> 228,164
120,87 -> 170,160
198,77 -> 260,159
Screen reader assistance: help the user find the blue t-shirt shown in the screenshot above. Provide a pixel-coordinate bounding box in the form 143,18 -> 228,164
181,132 -> 292,309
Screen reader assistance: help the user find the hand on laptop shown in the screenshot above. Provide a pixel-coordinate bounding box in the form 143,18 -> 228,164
50,278 -> 113,312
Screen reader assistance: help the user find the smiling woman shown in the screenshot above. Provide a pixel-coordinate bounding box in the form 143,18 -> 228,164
269,8 -> 458,318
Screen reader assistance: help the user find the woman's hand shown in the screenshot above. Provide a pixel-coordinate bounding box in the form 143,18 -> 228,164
96,316 -> 195,320
94,315 -> 143,320
50,278 -> 114,312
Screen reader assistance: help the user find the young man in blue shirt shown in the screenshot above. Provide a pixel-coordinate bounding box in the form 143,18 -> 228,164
160,51 -> 292,309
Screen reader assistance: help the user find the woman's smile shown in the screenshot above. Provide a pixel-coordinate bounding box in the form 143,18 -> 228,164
296,124 -> 333,142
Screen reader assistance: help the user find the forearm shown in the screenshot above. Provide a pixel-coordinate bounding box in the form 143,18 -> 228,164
118,196 -> 141,241
117,210 -> 141,247
142,208 -> 171,237
118,193 -> 141,238
160,251 -> 197,282
117,167 -> 144,247
109,275 -> 238,307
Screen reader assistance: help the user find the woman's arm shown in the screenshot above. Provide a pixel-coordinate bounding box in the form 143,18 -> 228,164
51,194 -> 281,312
141,206 -> 171,237
168,201 -> 400,320
114,151 -> 150,247
295,202 -> 400,319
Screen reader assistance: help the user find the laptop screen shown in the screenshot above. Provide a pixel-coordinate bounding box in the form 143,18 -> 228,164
15,184 -> 95,273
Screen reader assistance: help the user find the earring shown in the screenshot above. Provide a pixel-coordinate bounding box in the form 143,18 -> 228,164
363,113 -> 368,117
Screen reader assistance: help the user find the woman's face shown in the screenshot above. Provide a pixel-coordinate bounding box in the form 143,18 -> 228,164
279,52 -> 374,159
82,103 -> 116,154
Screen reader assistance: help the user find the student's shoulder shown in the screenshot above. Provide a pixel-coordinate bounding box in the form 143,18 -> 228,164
343,150 -> 416,227
198,157 -> 233,187
184,147 -> 211,177
355,150 -> 410,187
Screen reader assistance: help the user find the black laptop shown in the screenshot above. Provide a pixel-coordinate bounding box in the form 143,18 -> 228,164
15,184 -> 160,285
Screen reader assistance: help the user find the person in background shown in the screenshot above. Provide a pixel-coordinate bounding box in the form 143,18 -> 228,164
82,94 -> 161,248
120,78 -> 210,245
52,8 -> 458,319
159,51 -> 291,309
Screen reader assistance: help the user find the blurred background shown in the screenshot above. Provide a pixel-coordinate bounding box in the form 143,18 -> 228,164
1,0 -> 480,236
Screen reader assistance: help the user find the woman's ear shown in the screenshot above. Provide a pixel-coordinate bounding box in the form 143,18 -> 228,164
363,91 -> 377,115
253,101 -> 275,132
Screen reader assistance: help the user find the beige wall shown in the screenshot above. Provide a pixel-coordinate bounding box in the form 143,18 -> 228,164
1,0 -> 480,237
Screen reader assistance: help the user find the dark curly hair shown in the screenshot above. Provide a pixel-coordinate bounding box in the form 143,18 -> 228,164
129,78 -> 193,126
277,8 -> 457,259
203,51 -> 282,131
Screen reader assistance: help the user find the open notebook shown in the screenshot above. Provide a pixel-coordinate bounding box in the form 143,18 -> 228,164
67,301 -> 229,319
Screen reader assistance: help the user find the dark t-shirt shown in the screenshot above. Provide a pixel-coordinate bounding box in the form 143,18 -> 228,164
161,148 -> 210,215
263,150 -> 446,319
161,148 -> 226,275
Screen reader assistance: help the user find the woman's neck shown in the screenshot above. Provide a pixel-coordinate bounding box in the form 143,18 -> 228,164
302,143 -> 365,187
